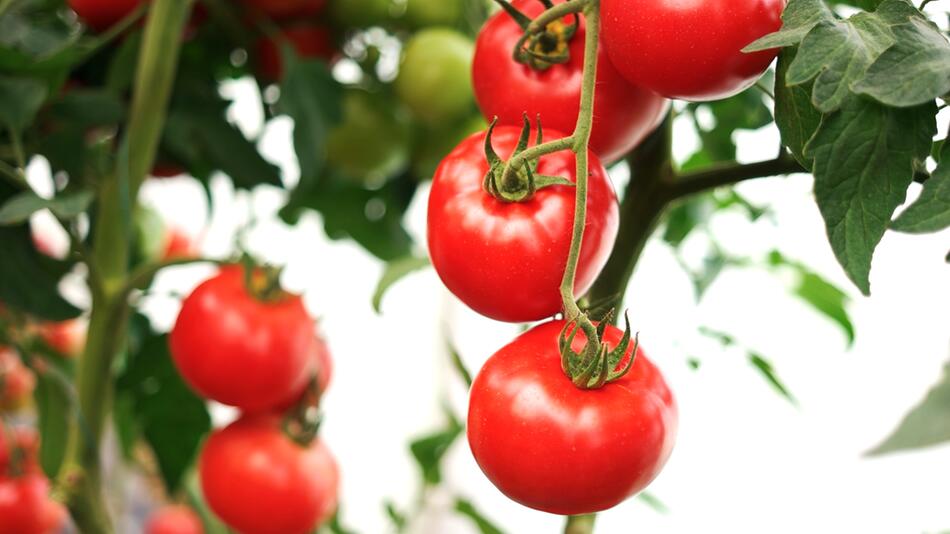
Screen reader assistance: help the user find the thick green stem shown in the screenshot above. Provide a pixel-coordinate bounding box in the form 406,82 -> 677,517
564,514 -> 597,534
526,0 -> 588,32
55,1 -> 193,532
559,0 -> 599,342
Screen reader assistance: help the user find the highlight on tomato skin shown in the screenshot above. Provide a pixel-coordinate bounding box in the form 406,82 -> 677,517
467,320 -> 678,516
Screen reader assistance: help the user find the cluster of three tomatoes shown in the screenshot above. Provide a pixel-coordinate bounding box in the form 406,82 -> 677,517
427,0 -> 783,516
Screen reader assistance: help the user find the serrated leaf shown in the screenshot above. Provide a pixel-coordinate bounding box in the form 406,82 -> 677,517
786,16 -> 894,112
868,361 -> 950,455
749,353 -> 797,405
744,0 -> 834,52
409,413 -> 463,485
372,255 -> 430,313
853,19 -> 950,108
0,75 -> 47,131
116,329 -> 210,493
768,251 -> 855,346
278,59 -> 344,189
805,97 -> 935,294
892,143 -> 950,233
0,190 -> 94,225
775,47 -> 822,168
455,499 -> 505,534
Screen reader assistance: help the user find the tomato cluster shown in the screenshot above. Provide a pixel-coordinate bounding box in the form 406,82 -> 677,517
0,425 -> 66,534
171,265 -> 338,533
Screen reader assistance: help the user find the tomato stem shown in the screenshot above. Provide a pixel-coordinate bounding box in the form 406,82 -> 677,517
564,513 -> 597,534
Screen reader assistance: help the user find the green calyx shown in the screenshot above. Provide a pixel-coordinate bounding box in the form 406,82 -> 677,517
240,256 -> 290,303
282,376 -> 325,448
493,0 -> 580,70
482,115 -> 574,203
559,310 -> 638,389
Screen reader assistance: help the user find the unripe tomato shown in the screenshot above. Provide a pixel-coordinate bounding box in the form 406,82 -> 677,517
468,320 -> 678,515
601,0 -> 785,101
411,114 -> 486,180
326,90 -> 411,185
328,0 -> 393,28
473,0 -> 669,163
67,0 -> 141,32
199,415 -> 339,534
0,349 -> 35,409
256,25 -> 335,82
427,126 -> 618,323
170,266 -> 316,411
145,505 -> 205,534
395,29 -> 475,124
242,0 -> 326,20
402,0 -> 463,29
0,474 -> 66,534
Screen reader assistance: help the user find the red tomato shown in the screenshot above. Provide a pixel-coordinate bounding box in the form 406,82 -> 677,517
0,424 -> 39,476
199,415 -> 339,534
67,0 -> 141,31
170,266 -> 315,411
145,505 -> 205,534
243,0 -> 326,20
468,320 -> 677,515
601,0 -> 784,101
312,332 -> 332,394
472,0 -> 668,163
427,127 -> 618,323
0,474 -> 66,534
0,349 -> 35,409
161,228 -> 196,261
37,320 -> 86,358
151,163 -> 185,178
256,25 -> 335,82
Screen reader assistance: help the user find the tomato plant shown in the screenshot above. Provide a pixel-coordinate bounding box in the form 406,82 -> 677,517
199,415 -> 339,534
0,348 -> 35,408
327,90 -> 411,185
427,125 -> 618,322
600,0 -> 784,101
145,506 -> 205,534
256,24 -> 336,82
170,266 -> 316,411
395,28 -> 475,124
402,0 -> 463,29
242,0 -> 326,20
472,0 -> 669,163
468,320 -> 677,515
0,474 -> 67,534
67,0 -> 141,31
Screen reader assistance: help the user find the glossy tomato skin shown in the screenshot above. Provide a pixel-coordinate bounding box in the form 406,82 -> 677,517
427,127 -> 618,323
601,0 -> 784,101
199,415 -> 339,534
256,25 -> 335,82
0,474 -> 67,534
468,320 -> 677,515
473,0 -> 669,164
170,266 -> 315,411
243,0 -> 326,19
68,0 -> 141,31
145,505 -> 204,534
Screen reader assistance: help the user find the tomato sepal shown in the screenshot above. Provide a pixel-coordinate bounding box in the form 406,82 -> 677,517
559,310 -> 638,389
482,116 -> 574,203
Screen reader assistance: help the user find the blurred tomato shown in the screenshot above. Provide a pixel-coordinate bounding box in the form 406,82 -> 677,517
256,25 -> 335,82
145,505 -> 204,534
0,474 -> 66,534
329,0 -> 393,28
0,349 -> 35,409
395,28 -> 474,124
243,0 -> 326,19
161,228 -> 197,261
37,320 -> 86,358
402,0 -> 463,28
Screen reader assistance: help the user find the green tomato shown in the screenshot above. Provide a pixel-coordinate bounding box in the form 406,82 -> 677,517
394,28 -> 474,125
329,0 -> 394,28
412,114 -> 486,180
403,0 -> 463,28
327,89 -> 411,185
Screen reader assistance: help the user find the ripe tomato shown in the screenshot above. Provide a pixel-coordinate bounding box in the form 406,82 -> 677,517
151,163 -> 185,178
161,228 -> 196,261
256,25 -> 335,82
473,0 -> 669,163
243,0 -> 326,20
145,505 -> 205,534
395,28 -> 474,124
601,0 -> 784,101
468,320 -> 677,515
199,415 -> 339,534
37,320 -> 86,358
0,424 -> 39,476
0,474 -> 66,534
0,349 -> 35,409
312,332 -> 333,394
67,0 -> 141,31
427,126 -> 618,323
170,266 -> 315,411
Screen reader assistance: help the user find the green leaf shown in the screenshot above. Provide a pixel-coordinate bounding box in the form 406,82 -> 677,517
372,255 -> 430,313
663,197 -> 713,248
0,190 -> 94,225
384,501 -> 407,532
699,327 -> 736,347
409,411 -> 464,485
0,75 -> 47,131
744,0 -> 835,52
116,328 -> 211,493
447,339 -> 473,388
638,492 -> 670,514
853,19 -> 950,108
278,59 -> 344,189
805,97 -> 935,294
454,499 -> 505,534
768,251 -> 855,346
50,88 -> 126,128
868,361 -> 950,455
32,366 -> 71,478
749,353 -> 797,405
775,47 -> 822,168
892,143 -> 950,233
